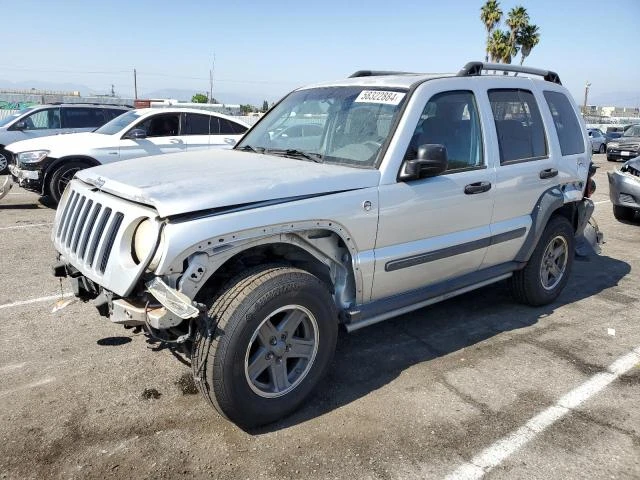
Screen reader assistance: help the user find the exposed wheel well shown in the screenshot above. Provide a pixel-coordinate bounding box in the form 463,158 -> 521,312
193,242 -> 340,306
554,202 -> 579,232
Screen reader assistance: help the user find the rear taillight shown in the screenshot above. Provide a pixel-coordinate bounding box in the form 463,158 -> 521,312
585,162 -> 598,198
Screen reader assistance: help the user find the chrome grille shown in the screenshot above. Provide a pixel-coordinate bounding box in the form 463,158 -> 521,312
55,192 -> 124,274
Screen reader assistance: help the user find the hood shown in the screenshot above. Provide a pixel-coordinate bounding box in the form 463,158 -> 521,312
5,132 -> 108,154
76,149 -> 381,217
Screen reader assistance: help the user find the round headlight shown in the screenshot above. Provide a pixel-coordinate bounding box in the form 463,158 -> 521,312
132,219 -> 164,270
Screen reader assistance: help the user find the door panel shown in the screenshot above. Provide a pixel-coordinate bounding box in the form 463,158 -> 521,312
373,89 -> 494,301
483,88 -> 557,267
118,113 -> 186,162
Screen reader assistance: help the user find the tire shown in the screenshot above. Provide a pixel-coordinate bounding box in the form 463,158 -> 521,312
510,215 -> 574,306
598,143 -> 606,154
613,205 -> 635,222
192,265 -> 338,428
48,161 -> 88,204
607,156 -> 616,162
0,148 -> 9,175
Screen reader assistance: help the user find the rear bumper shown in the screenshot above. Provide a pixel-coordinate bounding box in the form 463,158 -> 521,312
606,150 -> 640,161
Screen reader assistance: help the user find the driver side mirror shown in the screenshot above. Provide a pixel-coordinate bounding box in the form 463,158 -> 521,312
401,144 -> 448,180
13,120 -> 27,130
125,128 -> 147,140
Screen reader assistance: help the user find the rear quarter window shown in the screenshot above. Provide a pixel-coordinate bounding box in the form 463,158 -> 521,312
543,91 -> 585,156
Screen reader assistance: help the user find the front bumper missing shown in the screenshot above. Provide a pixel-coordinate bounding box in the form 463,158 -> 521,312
111,278 -> 200,329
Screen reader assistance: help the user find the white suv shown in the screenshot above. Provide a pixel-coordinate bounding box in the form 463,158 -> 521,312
7,107 -> 248,203
51,62 -> 598,428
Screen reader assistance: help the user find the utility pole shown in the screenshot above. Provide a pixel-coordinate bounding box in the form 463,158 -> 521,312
111,84 -> 115,97
209,54 -> 215,104
582,81 -> 591,116
133,68 -> 138,100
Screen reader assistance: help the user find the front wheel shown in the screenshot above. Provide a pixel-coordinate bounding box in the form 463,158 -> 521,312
0,148 -> 10,175
599,143 -> 606,154
192,265 -> 338,428
510,215 -> 574,306
48,161 -> 87,204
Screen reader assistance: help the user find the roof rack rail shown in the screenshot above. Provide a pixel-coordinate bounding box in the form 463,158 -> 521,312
456,61 -> 562,85
349,70 -> 415,78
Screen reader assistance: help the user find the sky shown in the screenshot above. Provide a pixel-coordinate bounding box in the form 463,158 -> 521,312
1,0 -> 639,106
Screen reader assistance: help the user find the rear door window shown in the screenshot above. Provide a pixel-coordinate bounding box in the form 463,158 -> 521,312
543,91 -> 585,156
185,113 -> 211,135
61,107 -> 105,128
488,89 -> 547,164
219,118 -> 247,134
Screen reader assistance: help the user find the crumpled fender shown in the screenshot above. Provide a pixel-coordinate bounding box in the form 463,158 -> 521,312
575,198 -> 604,256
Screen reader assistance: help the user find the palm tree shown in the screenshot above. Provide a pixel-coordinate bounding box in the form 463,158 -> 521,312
480,0 -> 503,62
506,6 -> 530,52
517,24 -> 540,65
487,29 -> 511,64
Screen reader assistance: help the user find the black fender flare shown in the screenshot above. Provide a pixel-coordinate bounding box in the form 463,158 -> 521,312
514,187 -> 565,263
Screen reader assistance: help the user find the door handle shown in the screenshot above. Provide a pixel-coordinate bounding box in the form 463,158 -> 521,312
464,181 -> 492,195
539,168 -> 558,179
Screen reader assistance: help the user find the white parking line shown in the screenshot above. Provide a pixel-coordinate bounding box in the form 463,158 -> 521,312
0,362 -> 26,374
594,200 -> 610,205
0,293 -> 72,310
0,377 -> 55,398
0,223 -> 52,231
444,346 -> 640,480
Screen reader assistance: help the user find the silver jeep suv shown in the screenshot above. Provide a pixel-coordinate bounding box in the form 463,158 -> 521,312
51,62 -> 597,428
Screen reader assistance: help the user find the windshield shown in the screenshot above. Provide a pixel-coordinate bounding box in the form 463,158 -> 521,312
236,86 -> 408,168
94,110 -> 143,135
622,125 -> 640,137
0,107 -> 36,128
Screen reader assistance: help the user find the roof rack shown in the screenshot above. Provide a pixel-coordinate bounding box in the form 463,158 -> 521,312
349,70 -> 415,78
457,61 -> 562,85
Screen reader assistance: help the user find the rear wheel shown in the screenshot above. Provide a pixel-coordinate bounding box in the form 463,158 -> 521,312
510,215 -> 574,306
48,161 -> 88,204
192,265 -> 338,428
598,143 -> 606,154
613,205 -> 635,222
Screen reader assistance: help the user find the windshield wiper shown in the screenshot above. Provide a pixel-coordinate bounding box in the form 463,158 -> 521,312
266,149 -> 323,163
238,145 -> 265,153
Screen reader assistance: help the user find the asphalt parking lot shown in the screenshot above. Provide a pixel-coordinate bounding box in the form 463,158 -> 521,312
0,154 -> 638,480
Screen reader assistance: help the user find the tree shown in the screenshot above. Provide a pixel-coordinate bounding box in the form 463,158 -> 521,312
517,23 -> 540,66
506,6 -> 529,57
240,104 -> 254,114
480,0 -> 503,63
192,93 -> 208,103
487,29 -> 509,63
261,100 -> 269,113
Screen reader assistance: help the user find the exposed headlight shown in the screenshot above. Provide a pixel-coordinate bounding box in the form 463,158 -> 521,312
608,142 -> 619,148
132,219 -> 164,270
16,150 -> 49,163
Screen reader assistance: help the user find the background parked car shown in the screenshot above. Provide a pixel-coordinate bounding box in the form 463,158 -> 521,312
6,108 -> 249,203
606,124 -> 640,162
608,155 -> 640,221
0,103 -> 131,174
587,128 -> 606,153
604,130 -> 622,145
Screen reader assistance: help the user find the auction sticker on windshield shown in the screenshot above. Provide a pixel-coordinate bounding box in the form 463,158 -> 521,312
354,90 -> 405,105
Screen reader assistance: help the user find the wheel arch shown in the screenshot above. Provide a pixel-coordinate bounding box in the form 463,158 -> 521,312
42,155 -> 100,195
515,187 -> 581,263
175,228 -> 360,314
